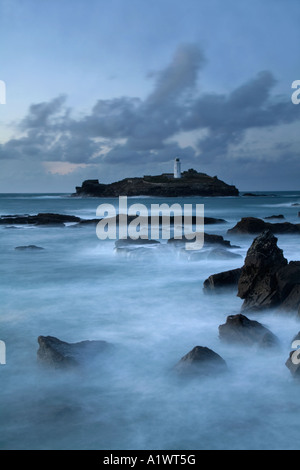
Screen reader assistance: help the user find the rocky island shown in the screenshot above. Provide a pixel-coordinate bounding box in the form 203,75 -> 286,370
73,168 -> 239,198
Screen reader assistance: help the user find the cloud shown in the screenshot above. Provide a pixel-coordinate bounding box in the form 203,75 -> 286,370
183,71 -> 300,158
0,43 -> 299,190
146,43 -> 206,107
20,95 -> 68,130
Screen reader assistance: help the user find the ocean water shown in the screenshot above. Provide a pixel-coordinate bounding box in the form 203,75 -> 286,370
0,191 -> 300,450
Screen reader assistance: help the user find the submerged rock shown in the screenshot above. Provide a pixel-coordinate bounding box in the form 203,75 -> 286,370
72,218 -> 100,227
219,314 -> 279,348
37,336 -> 109,369
188,249 -> 242,262
205,248 -> 242,260
175,346 -> 227,377
115,238 -> 160,248
264,215 -> 285,220
0,213 -> 81,227
168,232 -> 233,248
242,193 -> 274,197
15,245 -> 45,251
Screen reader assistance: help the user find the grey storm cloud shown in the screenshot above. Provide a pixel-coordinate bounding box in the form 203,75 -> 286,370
146,43 -> 205,107
0,44 -> 299,167
183,71 -> 300,158
20,95 -> 69,130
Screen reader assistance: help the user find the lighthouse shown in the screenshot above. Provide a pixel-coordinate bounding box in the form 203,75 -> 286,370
174,158 -> 181,179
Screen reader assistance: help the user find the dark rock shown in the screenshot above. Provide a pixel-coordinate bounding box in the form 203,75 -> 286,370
203,268 -> 242,292
73,173 -> 239,198
228,217 -> 267,234
0,213 -> 81,227
219,314 -> 279,348
35,213 -> 81,225
242,193 -> 276,197
191,249 -> 242,261
74,215 -> 226,230
168,232 -> 232,248
73,218 -> 101,227
175,346 -> 227,377
37,336 -> 109,369
108,214 -> 226,226
228,217 -> 300,235
115,238 -> 160,248
264,215 -> 285,220
205,249 -> 242,260
203,233 -> 232,247
203,231 -> 300,312
204,217 -> 227,225
238,231 -> 287,311
238,231 -> 300,312
188,249 -> 242,262
15,245 -> 45,251
1,214 -> 30,217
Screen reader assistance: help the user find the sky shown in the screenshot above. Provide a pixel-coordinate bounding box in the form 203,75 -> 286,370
0,0 -> 299,192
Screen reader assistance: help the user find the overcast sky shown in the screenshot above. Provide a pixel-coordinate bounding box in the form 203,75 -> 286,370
0,0 -> 299,192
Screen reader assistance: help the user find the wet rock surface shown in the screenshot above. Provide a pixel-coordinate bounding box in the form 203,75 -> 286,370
37,336 -> 110,369
238,231 -> 300,312
228,217 -> 300,235
175,346 -> 227,377
203,268 -> 242,292
219,314 -> 279,348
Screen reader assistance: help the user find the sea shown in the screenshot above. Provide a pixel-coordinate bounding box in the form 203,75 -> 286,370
0,191 -> 300,450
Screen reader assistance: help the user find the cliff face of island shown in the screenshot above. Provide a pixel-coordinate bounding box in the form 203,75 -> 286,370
73,170 -> 239,197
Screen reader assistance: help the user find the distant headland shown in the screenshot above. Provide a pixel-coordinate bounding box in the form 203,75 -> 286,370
73,158 -> 239,198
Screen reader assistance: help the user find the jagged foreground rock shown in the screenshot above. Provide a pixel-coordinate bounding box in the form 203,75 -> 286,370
238,231 -> 300,313
204,230 -> 300,314
219,314 -> 279,348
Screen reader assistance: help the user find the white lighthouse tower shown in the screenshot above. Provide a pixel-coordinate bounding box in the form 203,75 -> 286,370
174,158 -> 181,179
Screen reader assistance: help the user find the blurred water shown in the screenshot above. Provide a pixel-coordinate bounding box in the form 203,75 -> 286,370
0,191 -> 300,450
